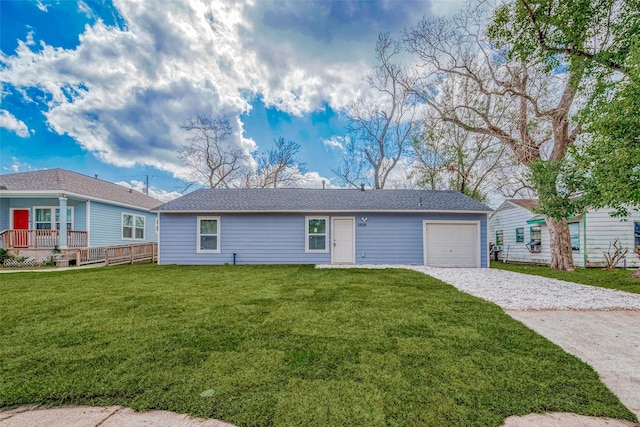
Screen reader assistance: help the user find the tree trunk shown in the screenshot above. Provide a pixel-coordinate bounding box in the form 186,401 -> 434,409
546,217 -> 575,271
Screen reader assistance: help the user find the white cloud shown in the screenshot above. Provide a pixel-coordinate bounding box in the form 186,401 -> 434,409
298,171 -> 335,189
116,180 -> 182,202
36,0 -> 48,12
77,1 -> 93,18
0,110 -> 31,138
0,0 -> 459,183
3,157 -> 34,173
322,135 -> 348,153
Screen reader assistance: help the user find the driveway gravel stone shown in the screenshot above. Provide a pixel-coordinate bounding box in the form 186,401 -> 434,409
318,264 -> 640,310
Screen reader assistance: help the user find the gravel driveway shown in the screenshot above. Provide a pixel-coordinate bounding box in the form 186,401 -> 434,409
318,264 -> 640,422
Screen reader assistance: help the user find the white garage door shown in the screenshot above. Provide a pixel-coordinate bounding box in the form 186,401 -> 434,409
424,222 -> 479,267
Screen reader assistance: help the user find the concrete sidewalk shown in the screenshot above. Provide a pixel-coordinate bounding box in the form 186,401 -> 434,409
0,405 -> 235,427
0,263 -> 106,273
508,310 -> 640,420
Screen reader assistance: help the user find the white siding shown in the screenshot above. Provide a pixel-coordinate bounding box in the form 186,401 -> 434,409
489,203 -> 552,265
490,203 -> 640,268
584,208 -> 640,268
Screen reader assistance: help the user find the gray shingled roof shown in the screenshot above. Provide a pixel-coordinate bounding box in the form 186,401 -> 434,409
0,169 -> 162,210
508,198 -> 540,210
155,188 -> 492,212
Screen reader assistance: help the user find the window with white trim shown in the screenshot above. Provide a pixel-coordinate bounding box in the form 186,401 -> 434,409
123,213 -> 145,240
198,216 -> 220,253
306,217 -> 328,252
569,222 -> 580,251
35,208 -> 52,230
34,207 -> 73,230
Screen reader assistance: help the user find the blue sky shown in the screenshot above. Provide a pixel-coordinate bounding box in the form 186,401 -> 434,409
1,0 -> 463,200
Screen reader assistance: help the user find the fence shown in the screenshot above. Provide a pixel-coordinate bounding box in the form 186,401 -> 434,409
0,230 -> 88,249
75,243 -> 157,266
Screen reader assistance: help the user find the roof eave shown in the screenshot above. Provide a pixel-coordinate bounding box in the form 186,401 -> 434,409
1,190 -> 159,212
154,208 -> 492,214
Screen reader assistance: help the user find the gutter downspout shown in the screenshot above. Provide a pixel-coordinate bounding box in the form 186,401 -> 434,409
583,212 -> 588,268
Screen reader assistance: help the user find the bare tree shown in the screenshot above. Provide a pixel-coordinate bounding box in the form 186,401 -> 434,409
178,115 -> 247,189
243,138 -> 307,188
334,33 -> 420,189
410,76 -> 514,203
403,8 -> 583,270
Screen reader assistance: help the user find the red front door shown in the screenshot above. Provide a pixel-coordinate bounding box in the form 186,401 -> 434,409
12,210 -> 29,248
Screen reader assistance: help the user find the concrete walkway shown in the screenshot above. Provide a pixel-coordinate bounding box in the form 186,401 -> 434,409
0,406 -> 234,426
507,310 -> 640,420
0,263 -> 105,273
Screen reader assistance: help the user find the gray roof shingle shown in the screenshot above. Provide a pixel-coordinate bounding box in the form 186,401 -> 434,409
155,188 -> 492,212
0,169 -> 162,210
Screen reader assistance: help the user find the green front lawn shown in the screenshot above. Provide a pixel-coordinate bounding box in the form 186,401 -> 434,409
491,262 -> 640,295
1,264 -> 635,426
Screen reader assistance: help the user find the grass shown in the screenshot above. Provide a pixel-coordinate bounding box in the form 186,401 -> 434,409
1,264 -> 636,426
491,262 -> 640,295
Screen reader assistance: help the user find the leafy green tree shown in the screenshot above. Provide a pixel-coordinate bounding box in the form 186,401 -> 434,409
570,44 -> 640,217
489,1 -> 640,212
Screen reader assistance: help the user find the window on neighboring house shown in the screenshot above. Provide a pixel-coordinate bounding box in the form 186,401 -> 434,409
306,217 -> 328,252
198,216 -> 220,253
515,227 -> 524,243
569,222 -> 580,251
123,213 -> 145,240
496,230 -> 504,246
634,221 -> 640,251
530,226 -> 542,241
34,207 -> 73,230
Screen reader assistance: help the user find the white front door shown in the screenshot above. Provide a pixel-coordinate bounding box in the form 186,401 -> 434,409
332,217 -> 354,264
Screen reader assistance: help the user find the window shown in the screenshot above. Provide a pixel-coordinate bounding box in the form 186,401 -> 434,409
34,207 -> 73,230
55,208 -> 73,231
198,216 -> 220,253
569,222 -> 580,251
527,226 -> 542,253
306,217 -> 328,252
530,226 -> 541,241
495,230 -> 504,246
123,213 -> 145,240
634,221 -> 640,250
35,208 -> 52,230
515,227 -> 524,243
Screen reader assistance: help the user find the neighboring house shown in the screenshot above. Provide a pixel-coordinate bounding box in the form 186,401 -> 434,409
489,199 -> 640,268
0,169 -> 162,255
154,188 -> 493,267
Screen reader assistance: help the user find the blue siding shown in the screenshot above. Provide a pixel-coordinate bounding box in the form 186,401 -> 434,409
1,197 -> 86,230
159,212 -> 488,267
90,202 -> 157,246
159,213 -> 331,265
0,197 -> 9,230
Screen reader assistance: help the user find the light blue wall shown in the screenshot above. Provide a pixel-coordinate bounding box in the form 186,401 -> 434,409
0,197 -> 87,231
159,212 -> 488,267
89,201 -> 157,247
159,213 -> 331,265
0,197 -> 9,230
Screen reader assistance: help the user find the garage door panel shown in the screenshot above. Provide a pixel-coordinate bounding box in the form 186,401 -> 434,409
425,223 -> 478,267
